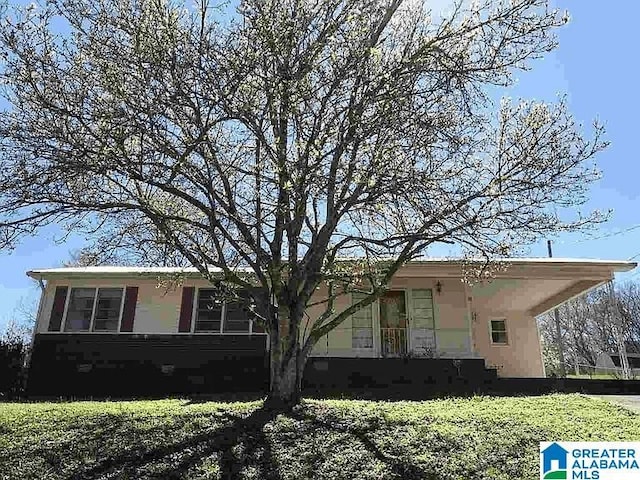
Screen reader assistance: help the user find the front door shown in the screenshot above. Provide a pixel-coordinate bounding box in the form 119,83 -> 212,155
379,291 -> 408,357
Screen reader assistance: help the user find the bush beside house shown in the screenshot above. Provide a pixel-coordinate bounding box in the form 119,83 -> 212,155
0,329 -> 28,399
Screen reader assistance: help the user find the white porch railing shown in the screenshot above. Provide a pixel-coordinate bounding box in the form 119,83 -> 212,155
380,328 -> 407,357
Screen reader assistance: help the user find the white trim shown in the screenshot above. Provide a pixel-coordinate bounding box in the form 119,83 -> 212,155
489,318 -> 509,346
190,287 -> 199,333
88,288 -> 99,332
60,287 -> 71,332
408,288 -> 439,355
26,258 -> 638,278
350,292 -> 376,350
221,301 -> 227,332
117,288 -> 126,333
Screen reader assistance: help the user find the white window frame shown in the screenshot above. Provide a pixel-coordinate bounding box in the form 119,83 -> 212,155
407,288 -> 436,354
489,318 -> 509,345
351,292 -> 376,350
61,286 -> 126,334
191,287 -> 266,335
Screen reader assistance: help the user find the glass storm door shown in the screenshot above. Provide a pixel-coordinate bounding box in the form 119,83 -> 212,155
379,291 -> 408,357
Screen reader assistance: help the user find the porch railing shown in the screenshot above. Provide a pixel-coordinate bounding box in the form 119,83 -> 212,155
380,328 -> 407,357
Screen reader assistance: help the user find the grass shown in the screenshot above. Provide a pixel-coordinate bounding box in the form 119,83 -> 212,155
1,394 -> 640,479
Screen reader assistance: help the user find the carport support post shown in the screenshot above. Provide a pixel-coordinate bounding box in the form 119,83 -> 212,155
547,240 -> 566,377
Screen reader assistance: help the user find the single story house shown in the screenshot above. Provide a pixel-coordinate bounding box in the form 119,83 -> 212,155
595,343 -> 640,377
25,258 -> 636,396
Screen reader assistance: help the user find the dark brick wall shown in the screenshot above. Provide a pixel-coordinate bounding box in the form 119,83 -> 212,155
26,334 -> 640,399
303,357 -> 494,390
27,333 -> 269,396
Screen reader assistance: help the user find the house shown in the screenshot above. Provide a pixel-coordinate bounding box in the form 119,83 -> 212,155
25,258 -> 636,397
595,343 -> 640,377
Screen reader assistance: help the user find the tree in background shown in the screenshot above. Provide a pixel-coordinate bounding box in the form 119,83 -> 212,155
539,281 -> 640,377
0,0 -> 607,408
616,281 -> 640,353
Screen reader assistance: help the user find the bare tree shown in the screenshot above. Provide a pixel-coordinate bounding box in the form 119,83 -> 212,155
1,294 -> 37,344
0,0 -> 608,408
65,224 -> 190,267
539,297 -> 600,376
616,281 -> 640,353
539,282 -> 640,377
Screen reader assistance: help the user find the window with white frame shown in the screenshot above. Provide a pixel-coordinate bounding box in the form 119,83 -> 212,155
490,319 -> 508,345
351,292 -> 374,348
194,289 -> 265,334
63,287 -> 124,332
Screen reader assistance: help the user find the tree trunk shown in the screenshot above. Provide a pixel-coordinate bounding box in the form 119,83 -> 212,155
265,353 -> 303,411
263,300 -> 312,411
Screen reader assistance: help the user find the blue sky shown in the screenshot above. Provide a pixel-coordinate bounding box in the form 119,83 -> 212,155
2,0 -> 640,329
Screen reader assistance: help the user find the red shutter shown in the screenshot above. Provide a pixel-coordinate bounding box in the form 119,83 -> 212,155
48,286 -> 68,331
178,287 -> 195,333
119,287 -> 138,332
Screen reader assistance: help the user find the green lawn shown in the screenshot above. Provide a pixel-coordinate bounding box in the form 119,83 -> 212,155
1,394 -> 639,479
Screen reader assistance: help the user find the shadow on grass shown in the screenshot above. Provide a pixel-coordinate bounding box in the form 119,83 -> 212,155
288,408 -> 439,480
56,402 -> 440,480
63,406 -> 281,480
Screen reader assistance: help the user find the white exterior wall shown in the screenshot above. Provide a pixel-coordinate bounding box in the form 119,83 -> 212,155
471,308 -> 544,377
469,279 -> 545,377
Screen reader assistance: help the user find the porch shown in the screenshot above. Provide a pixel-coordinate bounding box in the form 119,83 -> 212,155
316,287 -> 476,359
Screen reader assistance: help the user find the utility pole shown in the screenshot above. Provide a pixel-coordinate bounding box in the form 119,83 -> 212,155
607,280 -> 631,380
547,240 -> 566,377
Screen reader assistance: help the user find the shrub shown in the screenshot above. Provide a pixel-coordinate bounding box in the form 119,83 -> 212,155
0,328 -> 29,399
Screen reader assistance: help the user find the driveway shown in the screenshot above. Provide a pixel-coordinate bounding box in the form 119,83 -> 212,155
591,395 -> 640,414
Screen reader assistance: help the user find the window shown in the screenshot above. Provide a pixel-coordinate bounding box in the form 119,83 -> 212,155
490,319 -> 508,345
351,293 -> 373,348
194,289 -> 265,334
94,289 -> 124,331
223,297 -> 251,332
63,287 -> 124,332
195,289 -> 223,332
